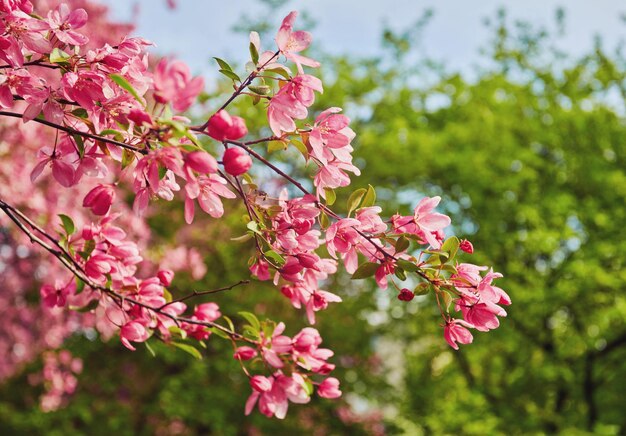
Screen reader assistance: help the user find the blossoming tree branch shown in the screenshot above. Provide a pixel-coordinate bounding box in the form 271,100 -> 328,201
0,0 -> 510,418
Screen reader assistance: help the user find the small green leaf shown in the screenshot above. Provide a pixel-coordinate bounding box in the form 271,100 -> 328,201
347,188 -> 367,214
238,311 -> 261,331
248,85 -> 271,95
109,74 -> 144,105
319,211 -> 330,229
72,134 -> 85,158
264,250 -> 285,267
145,341 -> 156,357
69,299 -> 99,313
361,184 -> 377,208
290,139 -> 308,159
219,69 -> 241,82
58,214 -> 75,235
209,327 -> 230,339
249,43 -> 259,65
172,341 -> 203,360
440,236 -> 460,262
121,148 -> 135,169
49,48 -> 70,63
351,262 -> 379,279
246,221 -> 261,235
395,236 -> 410,253
394,267 -> 407,281
213,57 -> 233,72
324,188 -> 336,206
223,315 -> 235,332
75,277 -> 86,295
397,259 -> 420,272
414,282 -> 430,295
267,140 -> 286,153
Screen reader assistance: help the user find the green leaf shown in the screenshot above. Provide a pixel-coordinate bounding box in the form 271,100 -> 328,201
319,211 -> 330,229
290,139 -> 308,159
49,48 -> 70,63
347,188 -> 367,213
213,57 -> 233,72
72,134 -> 85,158
121,148 -> 135,169
249,42 -> 259,65
145,341 -> 156,357
397,258 -> 420,272
248,85 -> 271,95
246,221 -> 261,235
264,250 -> 285,266
361,184 -> 377,208
267,141 -> 286,153
440,236 -> 460,262
219,69 -> 241,82
109,74 -> 144,105
58,214 -> 75,235
238,311 -> 261,331
395,236 -> 410,253
414,282 -> 431,295
69,299 -> 99,313
75,277 -> 86,295
324,188 -> 337,206
171,342 -> 203,360
351,262 -> 379,279
209,327 -> 230,339
223,315 -> 235,332
395,267 -> 407,280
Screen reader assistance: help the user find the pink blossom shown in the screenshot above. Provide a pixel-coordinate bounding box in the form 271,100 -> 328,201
120,320 -> 149,351
318,377 -> 342,399
234,346 -> 258,361
184,174 -> 236,223
206,110 -> 248,142
222,147 -> 252,176
157,269 -> 174,287
82,184 -> 115,216
444,319 -> 474,350
391,196 -> 451,249
47,4 -> 88,46
275,11 -> 320,71
40,280 -> 76,309
153,58 -> 204,112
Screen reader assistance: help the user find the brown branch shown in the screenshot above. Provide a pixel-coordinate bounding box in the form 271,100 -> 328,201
159,279 -> 250,309
0,110 -> 147,155
0,198 -> 251,343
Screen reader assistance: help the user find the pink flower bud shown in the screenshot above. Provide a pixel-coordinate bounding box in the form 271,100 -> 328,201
250,375 -> 272,392
120,320 -> 149,351
193,302 -> 221,322
157,269 -> 174,286
83,184 -> 115,216
206,110 -> 248,141
185,150 -> 217,174
397,288 -> 415,302
318,377 -> 342,399
222,147 -> 252,176
234,346 -> 258,361
460,239 -> 474,254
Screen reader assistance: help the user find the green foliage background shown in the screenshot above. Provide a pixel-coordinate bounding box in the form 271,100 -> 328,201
2,7 -> 626,435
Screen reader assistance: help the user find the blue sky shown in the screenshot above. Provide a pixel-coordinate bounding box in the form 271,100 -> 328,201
106,0 -> 626,77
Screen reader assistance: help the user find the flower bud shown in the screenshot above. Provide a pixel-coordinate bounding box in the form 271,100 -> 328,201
157,269 -> 174,286
233,346 -> 258,361
397,288 -> 415,302
222,147 -> 252,176
83,184 -> 115,216
185,150 -> 217,174
318,377 -> 342,399
206,110 -> 248,141
460,239 -> 474,254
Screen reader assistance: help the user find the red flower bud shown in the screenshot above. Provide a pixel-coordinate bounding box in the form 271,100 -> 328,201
397,288 -> 415,302
223,147 -> 252,176
459,239 -> 474,254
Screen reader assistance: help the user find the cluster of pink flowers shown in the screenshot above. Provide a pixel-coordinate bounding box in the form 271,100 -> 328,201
0,0 -> 510,420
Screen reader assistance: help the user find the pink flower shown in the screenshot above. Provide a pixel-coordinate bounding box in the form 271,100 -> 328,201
30,145 -> 76,187
153,58 -> 204,112
444,319 -> 474,350
267,90 -> 307,137
234,346 -> 258,361
250,259 -> 270,281
460,239 -> 474,254
222,147 -> 252,176
275,11 -> 320,71
206,110 -> 248,142
40,280 -> 76,308
184,174 -> 236,223
120,320 -> 149,351
157,269 -> 174,286
184,150 -> 217,176
47,4 -> 89,46
318,377 -> 342,399
392,196 -> 451,249
83,184 -> 115,216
